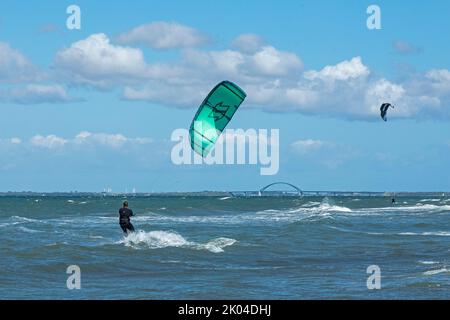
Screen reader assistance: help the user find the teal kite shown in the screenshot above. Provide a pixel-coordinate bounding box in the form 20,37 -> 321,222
189,81 -> 246,157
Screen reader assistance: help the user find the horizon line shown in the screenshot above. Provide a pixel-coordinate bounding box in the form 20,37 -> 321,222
0,190 -> 449,196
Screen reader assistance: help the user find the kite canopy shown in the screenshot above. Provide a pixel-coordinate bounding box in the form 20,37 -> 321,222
380,103 -> 394,121
189,81 -> 246,157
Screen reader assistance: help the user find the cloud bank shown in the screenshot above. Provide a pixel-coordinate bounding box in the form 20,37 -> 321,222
116,22 -> 208,49
1,22 -> 449,121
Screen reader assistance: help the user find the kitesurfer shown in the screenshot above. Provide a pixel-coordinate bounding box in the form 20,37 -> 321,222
119,201 -> 135,234
380,103 -> 394,121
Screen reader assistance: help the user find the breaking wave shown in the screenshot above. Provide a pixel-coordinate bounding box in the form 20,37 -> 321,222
423,268 -> 450,276
118,230 -> 236,253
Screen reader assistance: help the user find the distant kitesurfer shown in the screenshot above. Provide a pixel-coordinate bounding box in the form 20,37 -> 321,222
119,201 -> 135,234
392,197 -> 396,204
380,103 -> 394,121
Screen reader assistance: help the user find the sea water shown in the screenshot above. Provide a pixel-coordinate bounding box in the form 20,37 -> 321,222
0,195 -> 449,299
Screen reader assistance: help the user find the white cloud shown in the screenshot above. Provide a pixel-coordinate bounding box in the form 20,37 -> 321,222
0,42 -> 38,82
182,45 -> 303,78
31,135 -> 68,149
251,46 -> 303,76
425,69 -> 450,95
123,85 -> 205,107
305,56 -> 369,82
10,138 -> 22,144
120,48 -> 450,120
213,50 -> 248,75
121,44 -> 303,105
55,33 -> 146,78
291,139 -> 325,154
48,30 -> 450,121
117,22 -> 208,49
0,42 -> 73,105
27,132 -> 153,151
427,69 -> 450,82
364,79 -> 406,116
54,33 -> 185,87
54,33 -> 146,84
7,84 -> 73,104
393,40 -> 422,55
232,34 -> 265,54
74,131 -> 153,148
0,137 -> 22,146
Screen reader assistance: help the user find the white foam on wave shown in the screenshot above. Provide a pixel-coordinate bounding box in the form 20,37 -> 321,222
123,230 -> 189,248
89,235 -> 104,239
414,204 -> 450,211
45,241 -> 68,247
201,238 -> 237,253
118,230 -> 236,253
17,226 -> 42,233
398,231 -> 450,237
423,231 -> 450,236
11,216 -> 43,223
273,202 -> 352,214
249,202 -> 353,223
423,268 -> 449,276
84,198 -> 449,228
282,203 -> 352,215
354,204 -> 450,215
0,221 -> 21,228
317,203 -> 352,213
132,200 -> 352,226
419,261 -> 439,265
419,199 -> 441,202
329,225 -> 392,236
219,197 -> 232,200
301,201 -> 321,207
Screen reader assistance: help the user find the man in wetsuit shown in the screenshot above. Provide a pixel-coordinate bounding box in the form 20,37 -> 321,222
119,201 -> 135,234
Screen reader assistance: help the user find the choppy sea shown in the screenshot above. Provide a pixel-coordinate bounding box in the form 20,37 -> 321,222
1,195 -> 449,299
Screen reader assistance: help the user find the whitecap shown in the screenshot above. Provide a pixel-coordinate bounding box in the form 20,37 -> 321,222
419,261 -> 439,265
18,226 -> 42,233
118,230 -> 236,253
11,216 -> 41,223
122,230 -> 189,248
423,268 -> 449,276
317,203 -> 352,213
398,231 -> 450,237
199,237 -> 237,253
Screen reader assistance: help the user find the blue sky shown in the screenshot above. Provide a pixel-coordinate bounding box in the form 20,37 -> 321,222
1,0 -> 450,192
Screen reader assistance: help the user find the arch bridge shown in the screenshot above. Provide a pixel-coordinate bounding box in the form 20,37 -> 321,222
259,182 -> 303,196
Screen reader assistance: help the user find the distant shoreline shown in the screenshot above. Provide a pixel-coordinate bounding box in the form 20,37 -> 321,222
0,191 -> 448,197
